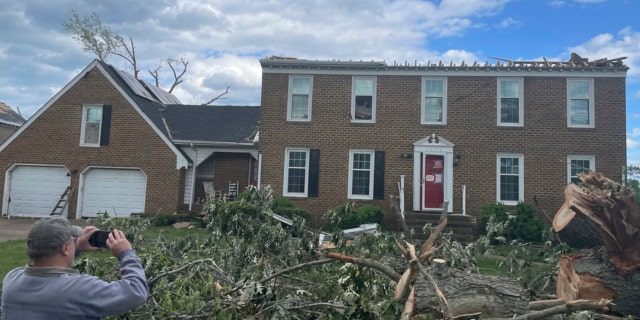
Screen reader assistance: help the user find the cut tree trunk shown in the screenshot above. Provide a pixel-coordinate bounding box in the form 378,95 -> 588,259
557,247 -> 640,317
413,262 -> 529,318
553,171 -> 640,317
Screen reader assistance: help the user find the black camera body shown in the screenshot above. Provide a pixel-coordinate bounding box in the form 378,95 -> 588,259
88,230 -> 112,248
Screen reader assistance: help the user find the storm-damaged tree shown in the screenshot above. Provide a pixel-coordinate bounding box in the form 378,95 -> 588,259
62,9 -> 229,104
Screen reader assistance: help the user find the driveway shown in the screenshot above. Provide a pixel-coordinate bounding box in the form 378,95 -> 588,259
0,217 -> 88,242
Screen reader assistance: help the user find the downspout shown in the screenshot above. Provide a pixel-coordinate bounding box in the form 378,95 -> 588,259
257,153 -> 262,188
188,143 -> 197,211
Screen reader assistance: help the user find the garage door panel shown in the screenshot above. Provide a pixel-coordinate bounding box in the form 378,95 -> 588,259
82,169 -> 146,218
8,166 -> 70,217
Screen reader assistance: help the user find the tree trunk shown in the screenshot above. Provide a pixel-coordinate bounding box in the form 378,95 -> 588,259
413,263 -> 529,318
557,247 -> 640,317
553,171 -> 640,317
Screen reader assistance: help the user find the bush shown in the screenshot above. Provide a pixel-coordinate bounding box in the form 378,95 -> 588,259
323,202 -> 385,231
271,196 -> 310,220
480,202 -> 546,243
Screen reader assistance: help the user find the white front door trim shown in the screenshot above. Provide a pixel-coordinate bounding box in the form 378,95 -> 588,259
412,135 -> 454,212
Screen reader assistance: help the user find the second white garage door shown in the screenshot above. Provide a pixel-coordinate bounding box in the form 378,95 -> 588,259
80,168 -> 147,218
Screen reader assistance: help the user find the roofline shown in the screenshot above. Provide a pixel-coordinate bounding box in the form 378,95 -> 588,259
96,62 -> 189,169
0,60 -> 190,170
262,67 -> 627,78
0,60 -> 102,154
173,140 -> 258,148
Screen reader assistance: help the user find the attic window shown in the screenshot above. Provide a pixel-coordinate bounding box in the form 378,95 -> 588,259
80,104 -> 111,147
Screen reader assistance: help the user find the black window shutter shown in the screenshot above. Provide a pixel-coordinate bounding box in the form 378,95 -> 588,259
373,151 -> 385,199
100,105 -> 112,146
308,149 -> 320,197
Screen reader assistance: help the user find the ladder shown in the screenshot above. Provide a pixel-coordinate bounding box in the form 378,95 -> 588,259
51,186 -> 74,216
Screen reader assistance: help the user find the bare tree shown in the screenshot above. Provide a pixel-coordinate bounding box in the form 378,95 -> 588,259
63,10 -> 228,103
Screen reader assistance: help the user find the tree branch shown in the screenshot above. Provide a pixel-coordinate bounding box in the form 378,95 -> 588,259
201,84 -> 231,105
318,250 -> 402,282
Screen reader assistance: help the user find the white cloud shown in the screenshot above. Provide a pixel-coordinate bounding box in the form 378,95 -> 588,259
630,128 -> 640,138
628,138 -> 639,150
567,27 -> 640,78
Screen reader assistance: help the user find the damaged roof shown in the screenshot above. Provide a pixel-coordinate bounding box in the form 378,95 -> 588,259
0,102 -> 26,127
98,61 -> 259,145
261,53 -> 629,72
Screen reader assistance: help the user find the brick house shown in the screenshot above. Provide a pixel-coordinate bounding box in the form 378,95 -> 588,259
258,53 -> 628,233
0,59 -> 259,219
0,102 -> 25,143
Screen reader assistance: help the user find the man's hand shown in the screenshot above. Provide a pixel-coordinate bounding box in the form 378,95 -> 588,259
76,226 -> 100,252
106,229 -> 133,258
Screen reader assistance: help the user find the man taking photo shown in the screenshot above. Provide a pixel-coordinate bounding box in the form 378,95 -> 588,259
1,217 -> 148,319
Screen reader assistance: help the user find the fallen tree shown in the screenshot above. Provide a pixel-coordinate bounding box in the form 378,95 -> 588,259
554,171 -> 640,317
320,201 -> 612,319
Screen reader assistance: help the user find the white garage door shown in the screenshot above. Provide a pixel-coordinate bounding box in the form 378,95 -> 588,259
6,165 -> 71,217
81,168 -> 146,218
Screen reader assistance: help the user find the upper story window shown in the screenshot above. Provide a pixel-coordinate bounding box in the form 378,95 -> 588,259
288,75 -> 312,121
422,77 -> 447,124
80,104 -> 111,147
283,148 -> 309,197
567,78 -> 594,128
497,78 -> 523,126
348,150 -> 374,199
496,154 -> 524,205
351,76 -> 376,123
567,155 -> 595,184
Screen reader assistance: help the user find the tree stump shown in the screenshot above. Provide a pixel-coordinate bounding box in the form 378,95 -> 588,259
554,171 -> 640,317
413,262 -> 529,318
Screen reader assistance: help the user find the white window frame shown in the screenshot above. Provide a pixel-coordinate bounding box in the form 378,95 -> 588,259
497,77 -> 524,126
348,149 -> 375,200
80,104 -> 103,147
567,78 -> 595,128
351,76 -> 376,123
287,75 -> 313,121
496,154 -> 524,205
567,155 -> 595,184
421,77 -> 447,125
283,148 -> 309,197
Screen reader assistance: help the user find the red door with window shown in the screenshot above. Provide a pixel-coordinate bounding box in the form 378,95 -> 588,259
423,155 -> 444,209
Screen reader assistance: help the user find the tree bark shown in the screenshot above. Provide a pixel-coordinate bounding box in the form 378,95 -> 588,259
553,171 -> 640,317
413,263 -> 529,318
557,247 -> 640,317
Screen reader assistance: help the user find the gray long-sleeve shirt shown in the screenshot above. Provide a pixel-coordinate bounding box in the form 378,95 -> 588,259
1,249 -> 148,320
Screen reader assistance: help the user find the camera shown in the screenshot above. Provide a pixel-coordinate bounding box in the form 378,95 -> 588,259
88,230 -> 112,248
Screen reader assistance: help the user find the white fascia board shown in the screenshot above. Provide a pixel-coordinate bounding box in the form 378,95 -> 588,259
173,140 -> 257,148
0,60 -> 100,154
96,63 -> 190,170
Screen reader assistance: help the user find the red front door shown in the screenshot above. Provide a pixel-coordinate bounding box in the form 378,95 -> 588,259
423,155 -> 444,209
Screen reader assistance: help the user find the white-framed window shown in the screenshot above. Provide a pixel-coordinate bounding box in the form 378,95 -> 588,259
567,78 -> 595,128
351,76 -> 376,123
283,148 -> 309,197
567,155 -> 595,184
287,75 -> 312,121
497,77 -> 523,126
348,150 -> 374,199
80,105 -> 103,146
496,154 -> 524,205
421,77 -> 447,124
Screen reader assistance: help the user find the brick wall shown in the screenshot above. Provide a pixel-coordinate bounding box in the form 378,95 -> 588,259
0,67 -> 185,218
259,72 -> 627,228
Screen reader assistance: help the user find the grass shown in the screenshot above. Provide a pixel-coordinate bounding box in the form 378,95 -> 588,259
0,225 -> 212,281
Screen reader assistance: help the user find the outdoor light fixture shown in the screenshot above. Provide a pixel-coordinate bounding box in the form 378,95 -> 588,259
454,155 -> 461,166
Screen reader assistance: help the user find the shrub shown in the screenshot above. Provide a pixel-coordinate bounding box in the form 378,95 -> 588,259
323,203 -> 385,231
480,202 -> 546,243
271,196 -> 310,220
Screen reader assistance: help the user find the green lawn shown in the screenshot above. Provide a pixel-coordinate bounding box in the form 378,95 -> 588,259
0,226 -> 211,281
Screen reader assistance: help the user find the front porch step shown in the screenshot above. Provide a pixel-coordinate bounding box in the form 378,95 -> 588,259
402,212 -> 479,243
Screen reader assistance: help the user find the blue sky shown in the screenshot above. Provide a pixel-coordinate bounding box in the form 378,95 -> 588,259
1,0 -> 639,163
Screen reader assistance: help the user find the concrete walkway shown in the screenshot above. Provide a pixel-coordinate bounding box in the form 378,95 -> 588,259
0,217 -> 88,242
